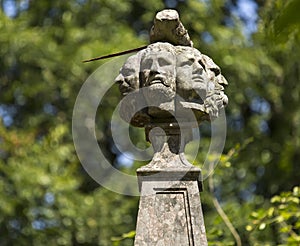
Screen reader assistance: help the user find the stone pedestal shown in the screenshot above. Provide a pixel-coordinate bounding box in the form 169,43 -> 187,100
113,9 -> 228,245
134,124 -> 208,246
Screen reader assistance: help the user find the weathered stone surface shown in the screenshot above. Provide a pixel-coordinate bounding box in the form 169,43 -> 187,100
115,54 -> 140,96
134,122 -> 207,245
140,43 -> 177,118
115,43 -> 228,126
135,178 -> 207,246
150,9 -> 193,47
114,9 -> 228,246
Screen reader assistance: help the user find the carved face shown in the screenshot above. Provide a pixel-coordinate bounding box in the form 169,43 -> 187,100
176,49 -> 208,101
115,55 -> 140,96
140,49 -> 176,118
140,51 -> 176,91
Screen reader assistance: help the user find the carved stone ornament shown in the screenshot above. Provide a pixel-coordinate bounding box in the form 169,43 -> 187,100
115,9 -> 228,245
115,10 -> 228,128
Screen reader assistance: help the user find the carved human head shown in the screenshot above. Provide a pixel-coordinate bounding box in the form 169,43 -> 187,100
115,54 -> 140,96
176,46 -> 208,102
139,42 -> 177,118
116,42 -> 228,125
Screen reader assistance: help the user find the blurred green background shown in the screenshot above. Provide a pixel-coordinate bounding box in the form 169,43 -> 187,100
0,0 -> 299,245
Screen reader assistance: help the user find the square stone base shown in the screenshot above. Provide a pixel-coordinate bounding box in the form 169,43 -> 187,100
134,170 -> 207,246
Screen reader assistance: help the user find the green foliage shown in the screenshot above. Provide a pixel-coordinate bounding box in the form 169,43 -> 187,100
0,121 -> 138,245
272,0 -> 300,38
111,230 -> 136,246
247,186 -> 300,245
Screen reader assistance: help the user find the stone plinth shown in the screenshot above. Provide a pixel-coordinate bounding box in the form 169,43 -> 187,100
114,9 -> 229,245
135,170 -> 207,245
134,124 -> 208,246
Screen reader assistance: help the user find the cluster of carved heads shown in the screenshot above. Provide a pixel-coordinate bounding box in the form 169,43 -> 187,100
115,42 -> 228,127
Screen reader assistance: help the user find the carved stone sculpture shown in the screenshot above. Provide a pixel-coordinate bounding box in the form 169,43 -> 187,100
116,42 -> 228,125
150,9 -> 193,47
140,42 -> 177,118
116,10 -> 228,125
115,9 -> 228,246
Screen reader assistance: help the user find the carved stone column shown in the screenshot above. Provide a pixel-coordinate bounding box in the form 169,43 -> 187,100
134,123 -> 207,245
114,9 -> 228,246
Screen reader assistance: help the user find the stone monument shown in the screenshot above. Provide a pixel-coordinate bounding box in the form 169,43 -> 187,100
115,9 -> 228,245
